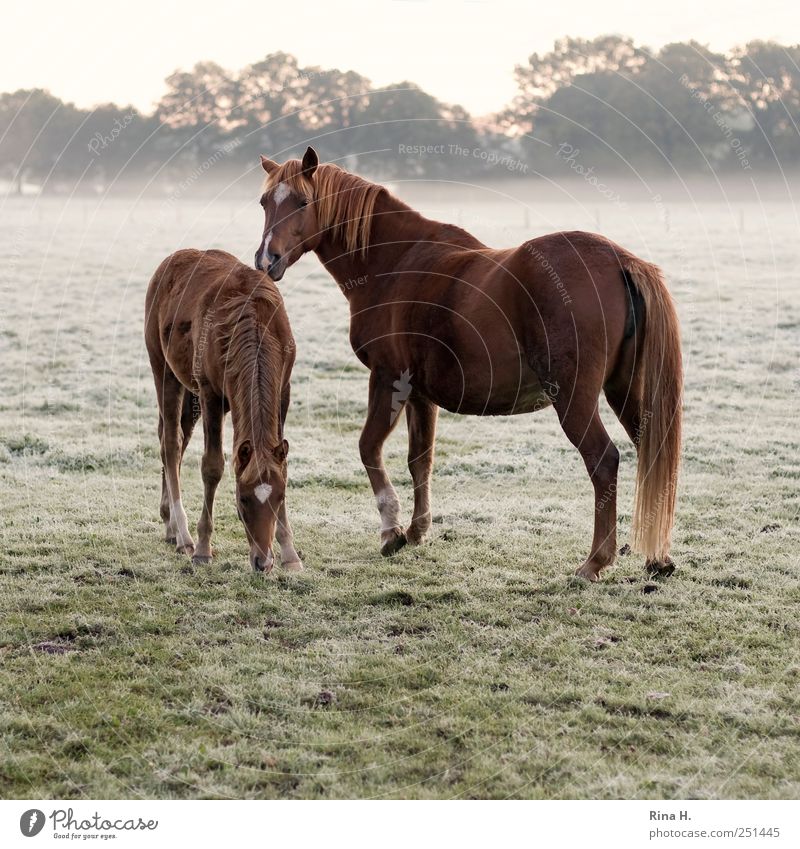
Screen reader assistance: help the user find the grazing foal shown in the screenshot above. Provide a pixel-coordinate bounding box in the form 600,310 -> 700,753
145,249 -> 301,572
254,148 -> 683,581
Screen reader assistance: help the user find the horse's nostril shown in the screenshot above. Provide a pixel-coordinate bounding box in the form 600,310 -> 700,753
253,553 -> 273,572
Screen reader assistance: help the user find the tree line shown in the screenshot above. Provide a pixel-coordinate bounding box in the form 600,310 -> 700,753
2,37 -> 799,193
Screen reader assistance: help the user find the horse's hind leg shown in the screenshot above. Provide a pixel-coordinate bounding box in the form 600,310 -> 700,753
158,415 -> 175,542
359,369 -> 407,556
181,391 -> 200,459
161,371 -> 195,557
405,395 -> 438,545
553,393 -> 620,581
159,392 -> 199,544
604,371 -> 674,577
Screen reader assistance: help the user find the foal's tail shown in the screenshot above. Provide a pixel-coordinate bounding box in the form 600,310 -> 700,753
624,259 -> 683,562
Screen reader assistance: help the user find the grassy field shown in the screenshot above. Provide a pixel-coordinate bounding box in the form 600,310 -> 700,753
1,187 -> 798,799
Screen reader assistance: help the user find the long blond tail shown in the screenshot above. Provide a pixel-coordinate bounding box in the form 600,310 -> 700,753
625,259 -> 683,562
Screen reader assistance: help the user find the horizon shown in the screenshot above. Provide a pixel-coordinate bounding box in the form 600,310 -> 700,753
4,0 -> 800,117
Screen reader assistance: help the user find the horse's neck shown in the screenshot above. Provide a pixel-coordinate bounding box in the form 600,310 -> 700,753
314,190 -> 484,291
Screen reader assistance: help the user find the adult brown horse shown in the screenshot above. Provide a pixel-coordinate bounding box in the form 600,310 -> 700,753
255,148 -> 682,581
145,249 -> 302,573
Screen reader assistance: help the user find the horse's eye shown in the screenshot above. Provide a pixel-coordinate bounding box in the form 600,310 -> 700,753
299,199 -> 309,208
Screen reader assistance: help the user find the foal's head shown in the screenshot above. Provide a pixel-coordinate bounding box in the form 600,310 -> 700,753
233,438 -> 289,573
255,147 -> 321,281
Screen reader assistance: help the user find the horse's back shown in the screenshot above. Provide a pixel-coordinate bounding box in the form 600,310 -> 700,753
145,249 -> 288,392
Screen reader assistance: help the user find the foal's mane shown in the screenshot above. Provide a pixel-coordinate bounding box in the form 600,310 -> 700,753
265,161 -> 384,255
217,285 -> 284,485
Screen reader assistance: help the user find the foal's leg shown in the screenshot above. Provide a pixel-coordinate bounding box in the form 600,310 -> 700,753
158,414 -> 175,543
405,395 -> 438,545
181,391 -> 201,458
161,372 -> 195,556
160,392 -> 200,544
275,381 -> 302,571
276,500 -> 303,571
193,392 -> 224,564
359,370 -> 407,555
554,397 -> 620,581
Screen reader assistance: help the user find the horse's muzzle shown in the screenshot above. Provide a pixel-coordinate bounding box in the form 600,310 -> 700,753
254,249 -> 286,281
251,550 -> 274,573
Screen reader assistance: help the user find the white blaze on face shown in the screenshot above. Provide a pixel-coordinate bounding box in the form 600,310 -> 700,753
254,482 -> 273,504
260,183 -> 292,268
272,182 -> 290,206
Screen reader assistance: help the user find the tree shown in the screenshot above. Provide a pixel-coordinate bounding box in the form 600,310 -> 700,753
0,89 -> 83,192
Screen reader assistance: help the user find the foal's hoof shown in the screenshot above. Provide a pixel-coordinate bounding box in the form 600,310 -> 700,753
380,528 -> 407,556
281,559 -> 304,573
405,525 -> 428,546
575,560 -> 608,582
646,556 -> 676,578
192,554 -> 212,565
176,543 -> 195,558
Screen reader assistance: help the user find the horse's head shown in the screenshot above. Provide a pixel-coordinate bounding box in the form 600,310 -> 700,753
255,147 -> 321,281
233,438 -> 289,573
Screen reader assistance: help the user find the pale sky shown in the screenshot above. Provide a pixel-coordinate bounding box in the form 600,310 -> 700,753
3,0 -> 799,116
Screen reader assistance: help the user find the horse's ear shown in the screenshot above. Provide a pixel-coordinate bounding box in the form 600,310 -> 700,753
273,439 -> 289,463
260,155 -> 279,175
236,440 -> 253,470
301,146 -> 318,178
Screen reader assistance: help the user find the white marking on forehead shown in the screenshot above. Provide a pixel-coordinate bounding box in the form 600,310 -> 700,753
272,183 -> 290,206
254,483 -> 273,504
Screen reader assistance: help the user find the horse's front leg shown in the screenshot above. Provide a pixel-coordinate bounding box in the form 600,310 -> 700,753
359,369 -> 407,555
405,395 -> 438,545
276,499 -> 303,571
193,391 -> 224,564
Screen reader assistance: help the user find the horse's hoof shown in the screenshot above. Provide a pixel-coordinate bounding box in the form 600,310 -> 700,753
176,543 -> 195,557
575,561 -> 606,582
281,559 -> 304,573
405,525 -> 428,546
192,554 -> 212,565
380,529 -> 407,556
646,556 -> 675,578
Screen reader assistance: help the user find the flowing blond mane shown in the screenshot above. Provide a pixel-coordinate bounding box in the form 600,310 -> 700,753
265,161 -> 383,256
216,286 -> 285,485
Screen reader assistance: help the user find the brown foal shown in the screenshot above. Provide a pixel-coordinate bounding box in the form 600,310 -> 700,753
145,249 -> 302,573
255,148 -> 682,581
